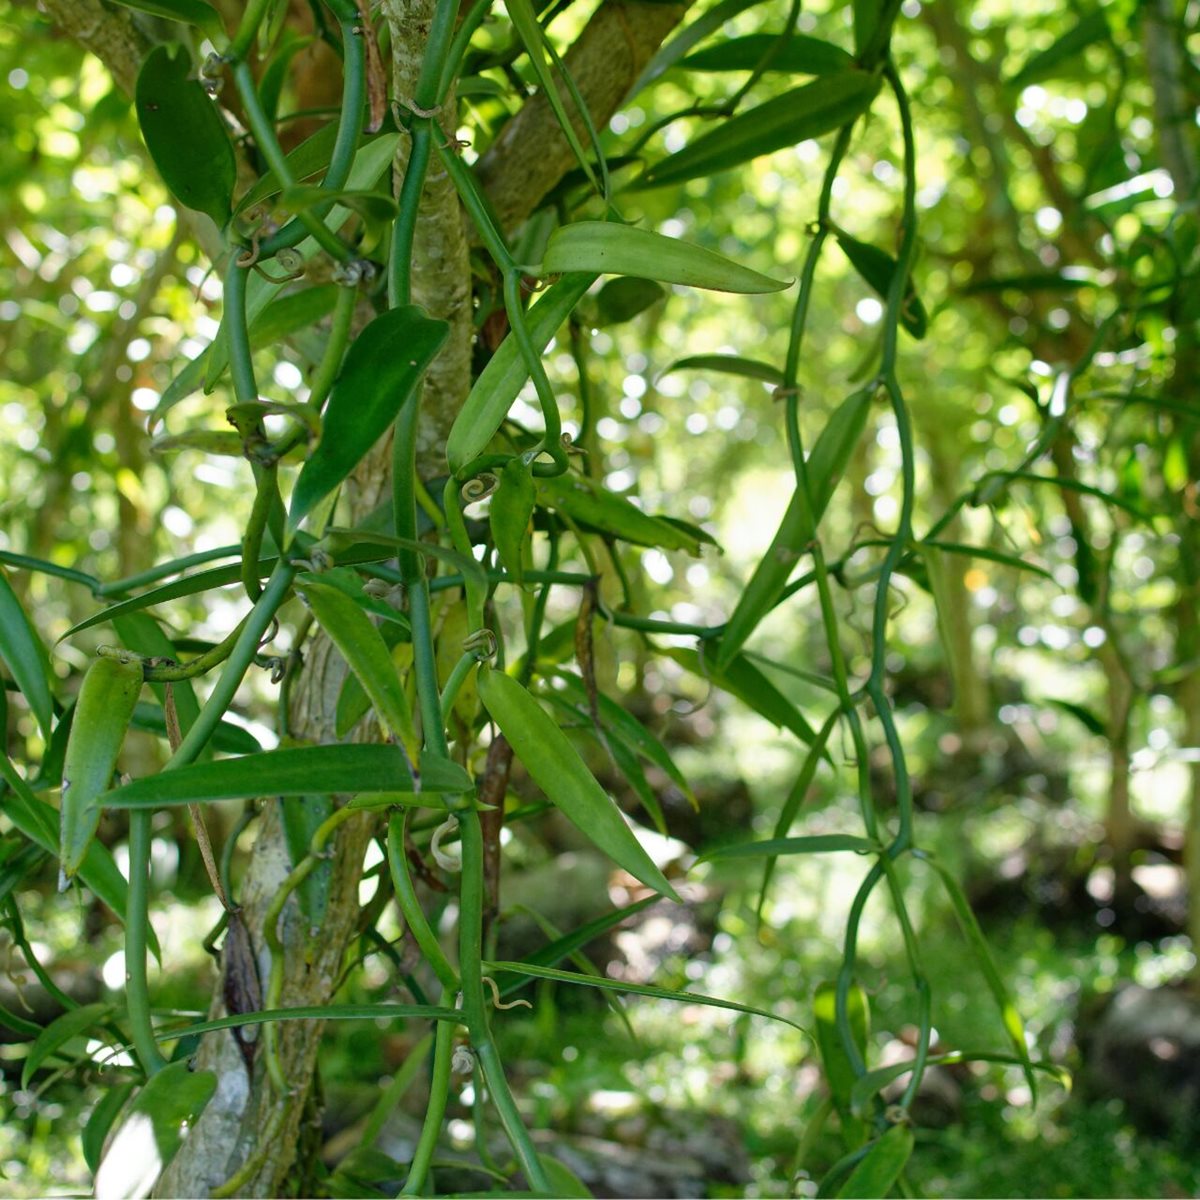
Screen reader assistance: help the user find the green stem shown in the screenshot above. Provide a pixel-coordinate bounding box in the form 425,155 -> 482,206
224,258 -> 257,406
387,813 -> 458,991
126,810 -> 168,1075
165,562 -> 295,769
399,1002 -> 457,1196
307,282 -> 358,413
260,7 -> 366,257
393,399 -> 447,756
458,812 -> 548,1191
142,618 -> 247,682
232,61 -> 351,262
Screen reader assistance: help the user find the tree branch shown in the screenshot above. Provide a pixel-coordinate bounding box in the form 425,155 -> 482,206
34,0 -> 148,95
477,0 -> 694,236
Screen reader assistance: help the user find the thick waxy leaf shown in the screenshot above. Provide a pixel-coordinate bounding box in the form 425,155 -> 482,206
83,1082 -> 138,1174
110,0 -> 223,37
660,354 -> 784,386
94,1061 -> 217,1200
837,232 -> 927,338
135,45 -> 236,227
486,960 -> 805,1031
835,1125 -> 914,1199
60,655 -> 143,878
22,1002 -> 114,1088
664,647 -> 821,746
0,569 -> 54,740
99,744 -> 449,809
490,457 -> 536,585
300,577 -> 418,760
717,387 -> 872,667
639,71 -> 880,189
591,277 -> 665,326
288,305 -> 449,533
537,473 -> 705,553
477,668 -> 679,900
542,222 -> 789,294
815,980 -> 870,1146
680,32 -> 853,75
447,273 -> 595,473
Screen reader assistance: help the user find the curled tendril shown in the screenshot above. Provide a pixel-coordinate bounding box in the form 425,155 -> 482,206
395,96 -> 441,120
258,617 -> 280,649
235,230 -> 263,269
430,817 -> 462,873
265,656 -> 288,685
463,628 -> 497,662
461,472 -> 499,504
482,975 -> 532,1012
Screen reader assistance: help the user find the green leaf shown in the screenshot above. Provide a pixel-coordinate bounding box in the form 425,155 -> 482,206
847,1050 -> 1072,1118
135,45 -> 236,227
852,0 -> 884,56
109,0 -> 222,37
836,232 -> 927,339
22,1002 -> 113,1088
638,70 -> 880,190
99,745 -> 450,810
548,671 -> 694,804
814,980 -> 870,1146
485,960 -> 806,1032
203,285 -> 341,393
162,1002 -> 459,1041
282,186 -> 397,248
925,855 -> 1037,1099
494,896 -> 658,998
632,0 -> 770,94
835,1124 -> 914,1198
477,668 -> 679,900
299,577 -> 419,761
542,222 -> 790,294
1006,10 -> 1109,89
539,1156 -> 593,1198
717,386 -> 872,667
664,646 -> 822,747
590,276 -> 666,326
506,0 -> 599,192
490,457 -> 536,586
704,834 -> 877,861
60,655 -> 143,878
83,1081 -> 138,1175
447,273 -> 596,473
0,551 -> 99,592
680,32 -> 853,75
0,754 -> 153,953
288,305 -> 449,534
659,354 -> 785,386
1045,698 -> 1106,737
0,568 -> 54,740
537,472 -> 705,553
93,1061 -> 217,1200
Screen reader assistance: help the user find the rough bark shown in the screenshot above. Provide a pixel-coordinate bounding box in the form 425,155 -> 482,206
33,0 -> 147,95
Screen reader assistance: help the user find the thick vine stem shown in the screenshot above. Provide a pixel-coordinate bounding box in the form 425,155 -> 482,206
126,810 -> 168,1076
